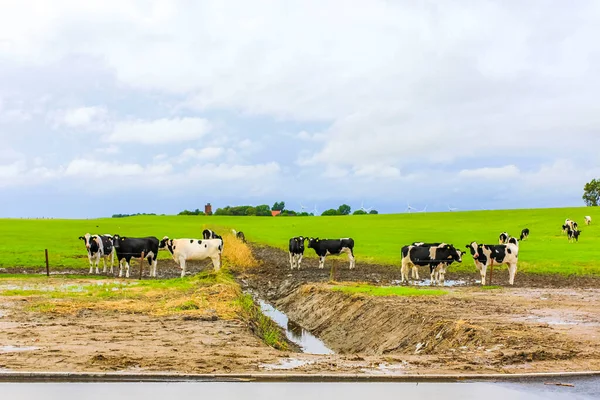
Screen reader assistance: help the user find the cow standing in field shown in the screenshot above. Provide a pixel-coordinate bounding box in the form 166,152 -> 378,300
401,243 -> 463,285
288,236 -> 307,269
465,241 -> 519,285
498,232 -> 509,244
78,233 -> 115,274
585,216 -> 592,225
231,229 -> 247,243
307,238 -> 355,269
567,227 -> 582,243
159,236 -> 223,277
519,228 -> 530,241
112,235 -> 159,278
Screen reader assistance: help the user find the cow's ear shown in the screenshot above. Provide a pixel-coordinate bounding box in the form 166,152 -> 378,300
78,236 -> 84,240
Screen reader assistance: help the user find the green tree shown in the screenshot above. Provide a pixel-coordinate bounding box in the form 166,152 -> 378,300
353,209 -> 367,215
337,204 -> 351,215
583,178 -> 600,206
255,204 -> 271,216
245,206 -> 257,216
369,209 -> 379,214
321,208 -> 339,216
272,201 -> 286,211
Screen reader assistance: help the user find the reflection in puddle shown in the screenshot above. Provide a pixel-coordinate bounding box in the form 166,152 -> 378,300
255,298 -> 333,355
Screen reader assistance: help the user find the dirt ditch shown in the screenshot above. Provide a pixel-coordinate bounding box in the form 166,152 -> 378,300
234,245 -> 600,373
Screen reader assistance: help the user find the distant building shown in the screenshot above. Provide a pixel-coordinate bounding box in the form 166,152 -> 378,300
271,210 -> 281,216
204,203 -> 213,215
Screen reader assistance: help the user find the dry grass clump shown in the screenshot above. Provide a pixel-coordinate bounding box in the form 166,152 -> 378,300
219,232 -> 260,270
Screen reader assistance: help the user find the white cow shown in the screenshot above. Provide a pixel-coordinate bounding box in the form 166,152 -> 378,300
159,236 -> 223,278
585,216 -> 592,225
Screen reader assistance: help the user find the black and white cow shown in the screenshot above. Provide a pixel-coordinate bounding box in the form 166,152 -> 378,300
585,216 -> 592,226
508,237 -> 519,246
465,241 -> 519,285
159,236 -> 223,277
111,235 -> 159,278
567,227 -> 582,243
563,219 -> 577,233
288,236 -> 307,269
307,238 -> 355,269
231,229 -> 247,243
519,228 -> 530,241
401,243 -> 463,285
498,232 -> 509,244
202,229 -> 222,240
78,233 -> 115,274
411,242 -> 443,247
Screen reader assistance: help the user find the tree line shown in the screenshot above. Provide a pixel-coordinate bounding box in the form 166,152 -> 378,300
177,201 -> 378,217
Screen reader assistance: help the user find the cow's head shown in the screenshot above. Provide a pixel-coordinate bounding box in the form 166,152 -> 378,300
79,233 -> 92,249
112,234 -> 125,249
159,236 -> 171,249
465,241 -> 480,259
307,237 -> 319,249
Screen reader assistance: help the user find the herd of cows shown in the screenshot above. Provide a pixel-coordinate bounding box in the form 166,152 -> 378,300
288,215 -> 592,286
76,215 -> 592,285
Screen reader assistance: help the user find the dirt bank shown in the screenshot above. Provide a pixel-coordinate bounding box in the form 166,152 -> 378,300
234,245 -> 600,373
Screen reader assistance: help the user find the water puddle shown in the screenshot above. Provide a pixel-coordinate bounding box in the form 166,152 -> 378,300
525,315 -> 600,327
391,279 -> 468,287
259,358 -> 315,370
254,297 -> 333,355
0,345 -> 39,353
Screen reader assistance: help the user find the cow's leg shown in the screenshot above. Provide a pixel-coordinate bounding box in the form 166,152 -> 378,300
211,255 -> 221,273
318,256 -> 325,269
289,252 -> 295,269
88,252 -> 94,274
400,261 -> 409,284
347,248 -> 355,269
110,250 -> 114,274
179,257 -> 186,278
125,258 -> 131,278
411,266 -> 420,280
297,253 -> 303,269
479,263 -> 487,285
93,254 -> 100,274
118,259 -> 123,278
102,255 -> 107,273
508,263 -> 517,285
430,267 -> 436,286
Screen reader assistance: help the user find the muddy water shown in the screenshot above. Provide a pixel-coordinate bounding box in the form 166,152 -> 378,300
255,298 -> 333,355
0,381 -> 597,399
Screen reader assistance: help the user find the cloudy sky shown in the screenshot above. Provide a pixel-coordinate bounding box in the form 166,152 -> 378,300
1,1 -> 599,218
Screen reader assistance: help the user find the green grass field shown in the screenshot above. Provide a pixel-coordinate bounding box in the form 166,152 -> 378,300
0,206 -> 597,276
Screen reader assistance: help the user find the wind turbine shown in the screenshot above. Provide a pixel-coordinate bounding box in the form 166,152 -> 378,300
299,203 -> 307,213
312,204 -> 319,216
417,205 -> 427,213
406,202 -> 418,213
448,204 -> 458,212
360,201 -> 373,213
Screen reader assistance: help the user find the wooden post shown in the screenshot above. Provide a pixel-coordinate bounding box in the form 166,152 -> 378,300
139,252 -> 145,280
329,264 -> 336,282
45,249 -> 50,277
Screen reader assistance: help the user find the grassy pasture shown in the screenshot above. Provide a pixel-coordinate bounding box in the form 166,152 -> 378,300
0,206 -> 597,275
331,283 -> 447,297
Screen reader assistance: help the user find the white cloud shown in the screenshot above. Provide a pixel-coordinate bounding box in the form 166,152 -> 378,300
106,117 -> 211,144
61,106 -> 107,128
186,162 -> 280,181
459,165 -> 520,180
94,145 -> 120,155
178,147 -> 224,162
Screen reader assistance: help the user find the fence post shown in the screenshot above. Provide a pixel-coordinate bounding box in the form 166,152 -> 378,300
139,252 -> 145,280
45,249 -> 49,277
